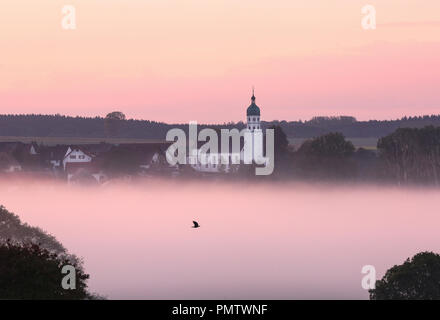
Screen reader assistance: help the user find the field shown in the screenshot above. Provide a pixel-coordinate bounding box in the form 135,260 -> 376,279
288,137 -> 378,150
0,135 -> 378,149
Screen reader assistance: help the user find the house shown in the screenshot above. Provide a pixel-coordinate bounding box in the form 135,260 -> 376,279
0,140 -> 175,181
0,142 -> 24,154
25,142 -> 39,155
62,146 -> 94,170
96,142 -> 174,176
39,143 -> 113,172
39,145 -> 70,171
65,142 -> 173,182
65,162 -> 107,184
0,142 -> 41,171
61,145 -> 109,183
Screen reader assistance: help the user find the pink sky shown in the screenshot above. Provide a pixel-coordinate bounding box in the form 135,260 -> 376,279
1,0 -> 440,123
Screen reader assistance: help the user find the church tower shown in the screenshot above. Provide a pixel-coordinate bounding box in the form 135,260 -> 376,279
242,88 -> 263,164
246,88 -> 261,131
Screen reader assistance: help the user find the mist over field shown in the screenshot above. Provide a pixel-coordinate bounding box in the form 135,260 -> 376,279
1,178 -> 439,299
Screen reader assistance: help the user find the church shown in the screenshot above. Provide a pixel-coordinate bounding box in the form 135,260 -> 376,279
246,89 -> 261,131
189,90 -> 263,173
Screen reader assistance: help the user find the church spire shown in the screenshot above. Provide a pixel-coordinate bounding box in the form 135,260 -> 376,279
246,87 -> 260,117
246,87 -> 261,131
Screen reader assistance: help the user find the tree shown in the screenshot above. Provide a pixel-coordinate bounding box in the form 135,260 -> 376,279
0,205 -> 65,254
104,111 -> 126,137
105,111 -> 126,121
268,125 -> 291,177
3,113 -> 440,141
0,241 -> 92,299
306,116 -> 357,126
377,126 -> 440,185
100,146 -> 142,176
370,252 -> 440,300
297,132 -> 355,158
295,132 -> 355,179
0,206 -> 101,299
270,125 -> 289,156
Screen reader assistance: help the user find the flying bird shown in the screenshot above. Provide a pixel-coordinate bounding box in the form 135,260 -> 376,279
192,221 -> 200,228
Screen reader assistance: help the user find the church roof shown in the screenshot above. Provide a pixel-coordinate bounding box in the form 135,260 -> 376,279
246,93 -> 260,116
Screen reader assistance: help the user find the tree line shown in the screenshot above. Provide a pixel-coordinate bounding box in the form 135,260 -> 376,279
2,113 -> 440,139
266,125 -> 440,186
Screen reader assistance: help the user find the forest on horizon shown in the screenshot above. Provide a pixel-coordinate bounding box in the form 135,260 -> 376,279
1,113 -> 440,139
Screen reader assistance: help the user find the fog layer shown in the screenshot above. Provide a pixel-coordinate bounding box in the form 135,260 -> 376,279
1,179 -> 439,299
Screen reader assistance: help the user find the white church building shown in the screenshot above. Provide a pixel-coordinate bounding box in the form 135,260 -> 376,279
190,90 -> 263,173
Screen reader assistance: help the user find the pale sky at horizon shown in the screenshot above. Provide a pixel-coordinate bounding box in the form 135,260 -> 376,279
1,0 -> 439,123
